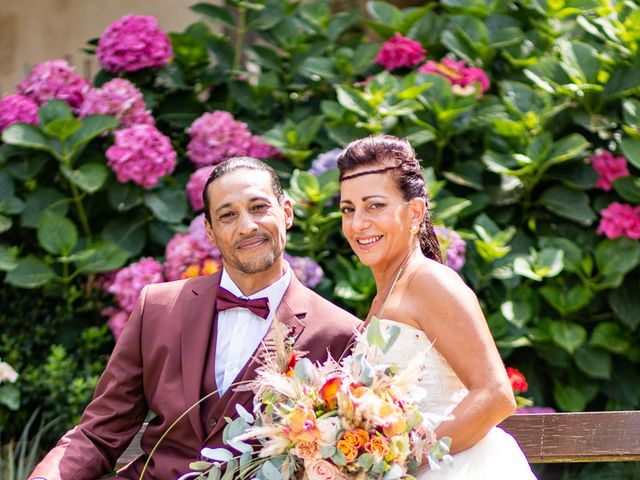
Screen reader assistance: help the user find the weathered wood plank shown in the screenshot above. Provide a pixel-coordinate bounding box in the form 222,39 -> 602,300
499,411 -> 640,463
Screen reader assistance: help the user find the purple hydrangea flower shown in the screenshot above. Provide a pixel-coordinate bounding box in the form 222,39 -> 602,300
17,59 -> 90,111
0,94 -> 39,133
285,253 -> 324,288
186,111 -> 253,167
186,166 -> 214,211
106,124 -> 176,189
309,148 -> 342,176
189,214 -> 221,260
97,15 -> 172,73
248,136 -> 280,159
106,257 -> 164,313
434,225 -> 466,272
78,78 -> 154,128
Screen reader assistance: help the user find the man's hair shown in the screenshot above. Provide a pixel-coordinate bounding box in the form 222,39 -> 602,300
202,156 -> 285,223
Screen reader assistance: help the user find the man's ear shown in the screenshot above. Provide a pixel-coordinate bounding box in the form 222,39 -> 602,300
204,218 -> 217,245
283,198 -> 294,230
409,197 -> 426,225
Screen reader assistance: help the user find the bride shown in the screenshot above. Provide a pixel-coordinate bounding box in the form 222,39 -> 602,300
337,134 -> 536,479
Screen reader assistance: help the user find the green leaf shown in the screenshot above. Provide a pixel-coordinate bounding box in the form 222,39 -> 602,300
540,284 -> 593,315
144,188 -> 188,224
604,60 -> 640,98
0,245 -> 18,271
575,346 -> 612,379
590,322 -> 631,355
367,1 -> 403,28
0,384 -> 20,411
612,177 -> 640,203
545,134 -> 590,166
102,216 -> 146,258
539,185 -> 595,225
335,86 -> 371,117
38,99 -> 73,126
0,214 -> 11,234
620,137 -> 640,170
190,3 -> 235,26
21,188 -> 69,228
189,460 -> 213,471
60,163 -> 109,193
299,57 -> 336,80
432,197 -> 472,221
44,118 -> 82,141
608,276 -> 640,330
37,211 -> 78,256
595,238 -> 640,286
550,321 -> 587,354
4,154 -> 48,180
66,115 -> 119,152
553,381 -> 593,412
72,242 -> 129,273
1,123 -> 55,156
109,183 -> 144,211
5,256 -> 57,288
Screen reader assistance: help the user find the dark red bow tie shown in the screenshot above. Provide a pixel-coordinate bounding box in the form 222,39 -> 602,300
216,287 -> 270,320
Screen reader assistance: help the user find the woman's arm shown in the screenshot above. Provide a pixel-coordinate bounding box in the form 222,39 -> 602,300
408,262 -> 516,454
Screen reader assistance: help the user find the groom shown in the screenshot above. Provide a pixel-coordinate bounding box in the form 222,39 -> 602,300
30,157 -> 360,480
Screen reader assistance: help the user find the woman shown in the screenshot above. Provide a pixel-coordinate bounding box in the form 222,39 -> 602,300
338,134 -> 536,478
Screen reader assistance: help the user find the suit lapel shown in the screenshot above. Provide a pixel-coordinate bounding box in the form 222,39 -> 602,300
205,275 -> 309,441
180,271 -> 221,440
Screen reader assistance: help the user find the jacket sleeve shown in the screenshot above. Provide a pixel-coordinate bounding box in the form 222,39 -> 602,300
29,286 -> 151,480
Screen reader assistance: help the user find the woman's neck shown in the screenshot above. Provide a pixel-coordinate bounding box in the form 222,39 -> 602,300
371,244 -> 422,298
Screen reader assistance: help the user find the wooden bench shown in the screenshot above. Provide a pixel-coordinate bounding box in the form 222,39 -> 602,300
116,411 -> 640,469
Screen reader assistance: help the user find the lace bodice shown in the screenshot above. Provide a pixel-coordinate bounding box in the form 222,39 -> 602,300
355,319 -> 469,429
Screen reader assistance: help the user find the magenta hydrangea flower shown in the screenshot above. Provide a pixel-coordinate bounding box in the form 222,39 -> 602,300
285,253 -> 324,288
309,148 -> 342,176
97,15 -> 172,73
164,231 -> 221,281
0,94 -> 39,133
189,214 -> 222,259
106,257 -> 164,313
248,136 -> 280,159
186,166 -> 214,211
186,111 -> 253,167
106,124 -> 176,189
78,78 -> 154,128
17,59 -> 89,110
419,57 -> 490,97
591,151 -> 630,191
375,33 -> 426,71
597,202 -> 640,240
435,225 -> 467,272
102,307 -> 130,341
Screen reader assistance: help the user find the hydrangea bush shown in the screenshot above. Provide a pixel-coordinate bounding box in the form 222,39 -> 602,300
1,4 -> 639,477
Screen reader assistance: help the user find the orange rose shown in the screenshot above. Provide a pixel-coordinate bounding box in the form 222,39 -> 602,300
364,436 -> 390,457
343,429 -> 368,448
337,439 -> 358,463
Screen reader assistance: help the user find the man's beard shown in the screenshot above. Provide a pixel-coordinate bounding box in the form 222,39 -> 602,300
226,234 -> 284,274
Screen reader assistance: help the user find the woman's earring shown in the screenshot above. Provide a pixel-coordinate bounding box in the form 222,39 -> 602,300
410,224 -> 419,235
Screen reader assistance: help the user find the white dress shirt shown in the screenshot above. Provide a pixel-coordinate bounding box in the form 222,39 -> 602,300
215,263 -> 291,395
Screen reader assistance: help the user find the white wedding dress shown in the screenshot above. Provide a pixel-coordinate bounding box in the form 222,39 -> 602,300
356,319 -> 537,479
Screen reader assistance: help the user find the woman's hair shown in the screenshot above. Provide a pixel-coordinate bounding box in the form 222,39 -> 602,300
337,134 -> 442,263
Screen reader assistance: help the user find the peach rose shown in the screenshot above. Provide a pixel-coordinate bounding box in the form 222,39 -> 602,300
305,459 -> 342,480
337,439 -> 358,463
293,440 -> 320,461
364,436 -> 390,457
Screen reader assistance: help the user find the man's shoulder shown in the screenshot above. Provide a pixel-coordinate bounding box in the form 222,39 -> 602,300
297,284 -> 361,327
145,274 -> 218,298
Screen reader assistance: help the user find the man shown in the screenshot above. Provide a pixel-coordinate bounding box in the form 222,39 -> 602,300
30,157 -> 361,479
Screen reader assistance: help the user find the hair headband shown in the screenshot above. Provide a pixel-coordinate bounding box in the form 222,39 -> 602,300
339,164 -> 401,182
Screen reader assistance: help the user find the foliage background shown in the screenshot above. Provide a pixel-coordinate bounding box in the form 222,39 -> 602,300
1,0 -> 639,478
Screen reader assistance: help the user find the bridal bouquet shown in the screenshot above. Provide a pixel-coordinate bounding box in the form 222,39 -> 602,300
180,318 -> 451,480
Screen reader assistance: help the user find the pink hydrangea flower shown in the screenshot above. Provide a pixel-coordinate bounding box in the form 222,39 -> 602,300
597,202 -> 640,240
375,33 -> 426,71
78,78 -> 154,128
434,225 -> 466,272
186,166 -> 214,211
189,214 -> 221,258
106,257 -> 164,313
106,124 -> 176,189
0,94 -> 39,133
419,57 -> 490,97
591,151 -> 630,191
17,59 -> 90,110
248,136 -> 280,159
164,230 -> 221,281
186,111 -> 253,167
97,15 -> 172,73
102,307 -> 130,341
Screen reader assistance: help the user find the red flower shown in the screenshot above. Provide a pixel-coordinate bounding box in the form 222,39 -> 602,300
506,367 -> 528,394
285,352 -> 297,377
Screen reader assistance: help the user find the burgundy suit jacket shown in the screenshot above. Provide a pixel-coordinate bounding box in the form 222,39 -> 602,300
30,271 -> 360,480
